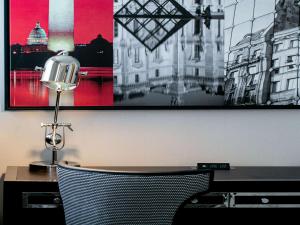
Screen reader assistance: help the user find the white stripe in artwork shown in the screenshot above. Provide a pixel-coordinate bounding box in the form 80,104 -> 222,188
48,0 -> 75,52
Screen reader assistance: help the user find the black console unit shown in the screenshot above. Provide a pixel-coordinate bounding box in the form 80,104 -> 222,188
186,167 -> 300,208
3,166 -> 300,225
3,167 -> 65,225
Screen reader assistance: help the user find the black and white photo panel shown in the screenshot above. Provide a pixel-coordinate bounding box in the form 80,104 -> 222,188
225,0 -> 300,107
113,0 -> 225,107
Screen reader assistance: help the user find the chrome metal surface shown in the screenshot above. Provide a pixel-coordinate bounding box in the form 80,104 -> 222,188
43,123 -> 66,151
45,133 -> 62,146
54,91 -> 61,124
41,122 -> 73,128
33,51 -> 82,168
34,66 -> 44,72
40,54 -> 80,91
79,71 -> 88,76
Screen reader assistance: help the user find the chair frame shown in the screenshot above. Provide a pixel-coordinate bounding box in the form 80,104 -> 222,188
57,164 -> 214,225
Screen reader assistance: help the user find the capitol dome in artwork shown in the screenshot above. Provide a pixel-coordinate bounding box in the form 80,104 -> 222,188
27,22 -> 48,45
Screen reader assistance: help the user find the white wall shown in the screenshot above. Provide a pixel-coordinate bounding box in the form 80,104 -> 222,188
2,2 -> 300,224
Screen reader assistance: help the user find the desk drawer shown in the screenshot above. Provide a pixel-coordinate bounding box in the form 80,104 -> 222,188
4,181 -> 65,225
185,192 -> 230,208
232,193 -> 300,208
22,192 -> 63,209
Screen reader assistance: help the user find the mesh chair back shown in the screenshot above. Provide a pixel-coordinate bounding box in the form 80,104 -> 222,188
57,165 -> 213,225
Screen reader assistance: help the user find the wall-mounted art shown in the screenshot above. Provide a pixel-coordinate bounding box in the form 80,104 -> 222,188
6,0 -> 300,110
6,0 -> 113,109
5,0 -> 225,109
224,0 -> 300,107
113,0 -> 225,107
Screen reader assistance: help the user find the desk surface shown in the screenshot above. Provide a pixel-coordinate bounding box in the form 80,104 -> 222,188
5,166 -> 300,182
5,166 -> 196,182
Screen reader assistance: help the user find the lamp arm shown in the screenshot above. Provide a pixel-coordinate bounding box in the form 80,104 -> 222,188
44,126 -> 52,150
60,126 -> 66,151
54,90 -> 62,124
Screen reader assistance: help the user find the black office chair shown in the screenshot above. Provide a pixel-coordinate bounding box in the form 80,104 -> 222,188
57,164 -> 214,225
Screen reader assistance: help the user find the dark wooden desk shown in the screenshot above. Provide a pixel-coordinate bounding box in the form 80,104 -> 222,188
212,166 -> 300,192
4,167 -> 64,225
4,166 -> 300,225
3,166 -> 197,225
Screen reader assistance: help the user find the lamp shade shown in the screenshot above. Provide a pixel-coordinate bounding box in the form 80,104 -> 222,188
40,54 -> 80,91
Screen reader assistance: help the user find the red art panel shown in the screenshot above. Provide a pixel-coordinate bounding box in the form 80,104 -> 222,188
9,0 -> 113,108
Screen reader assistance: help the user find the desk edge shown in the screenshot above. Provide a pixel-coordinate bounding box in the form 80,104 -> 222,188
4,166 -> 18,182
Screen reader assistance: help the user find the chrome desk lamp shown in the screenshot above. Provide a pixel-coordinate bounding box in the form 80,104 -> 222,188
30,51 -> 87,171
29,0 -> 88,171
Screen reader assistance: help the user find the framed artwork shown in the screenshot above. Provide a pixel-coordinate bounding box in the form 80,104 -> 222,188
224,0 -> 300,108
5,0 -> 300,110
6,0 -> 114,110
113,0 -> 225,108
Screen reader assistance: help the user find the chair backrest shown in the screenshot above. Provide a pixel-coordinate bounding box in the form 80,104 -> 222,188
57,164 -> 214,225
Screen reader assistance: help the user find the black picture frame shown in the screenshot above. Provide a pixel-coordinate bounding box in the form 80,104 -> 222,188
5,0 -> 300,110
5,0 -> 116,111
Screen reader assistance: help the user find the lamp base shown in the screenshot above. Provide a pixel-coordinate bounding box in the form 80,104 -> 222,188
29,161 -> 80,172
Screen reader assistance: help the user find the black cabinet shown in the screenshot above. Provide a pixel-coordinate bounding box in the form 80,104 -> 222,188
3,166 -> 197,225
4,166 -> 300,225
3,167 -> 65,225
